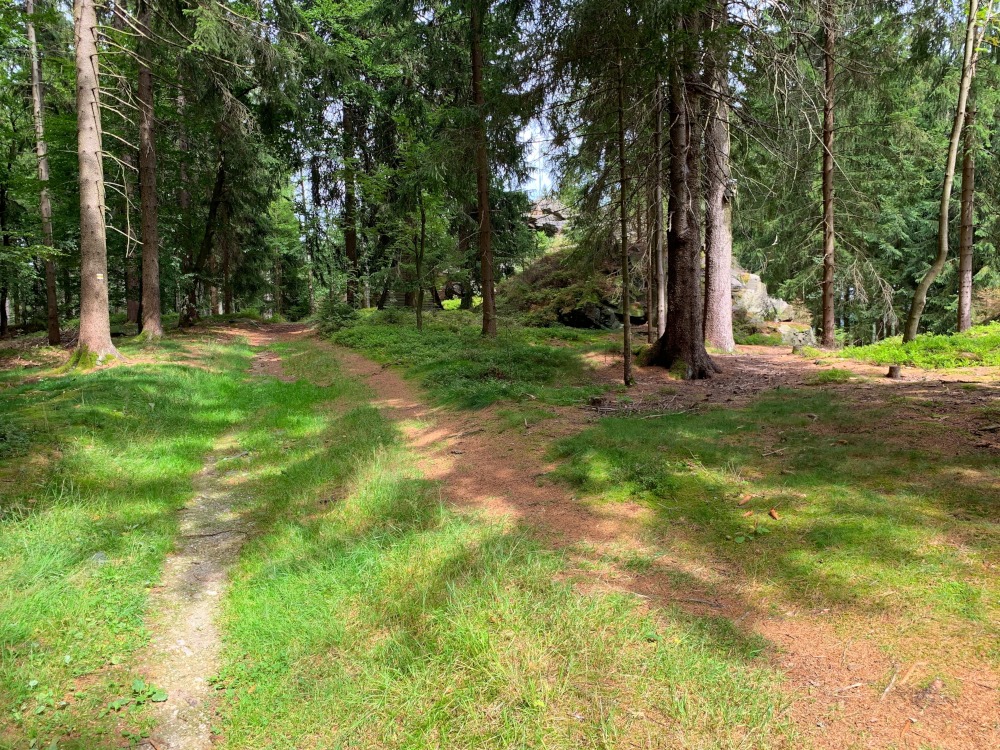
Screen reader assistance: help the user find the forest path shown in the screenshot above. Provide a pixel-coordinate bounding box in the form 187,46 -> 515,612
315,331 -> 999,750
138,325 -> 300,750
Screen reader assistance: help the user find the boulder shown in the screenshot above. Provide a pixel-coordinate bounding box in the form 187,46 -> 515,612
731,268 -> 795,323
558,301 -> 621,330
775,322 -> 816,346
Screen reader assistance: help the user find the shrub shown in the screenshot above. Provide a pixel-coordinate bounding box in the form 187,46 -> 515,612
840,322 -> 1000,368
317,298 -> 359,334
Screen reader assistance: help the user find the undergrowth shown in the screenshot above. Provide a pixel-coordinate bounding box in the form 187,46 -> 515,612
840,322 -> 1000,368
328,309 -> 607,408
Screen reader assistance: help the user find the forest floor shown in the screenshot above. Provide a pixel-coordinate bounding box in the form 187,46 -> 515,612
1,317 -> 998,749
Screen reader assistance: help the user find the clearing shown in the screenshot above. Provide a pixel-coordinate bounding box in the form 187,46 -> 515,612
1,318 -> 997,750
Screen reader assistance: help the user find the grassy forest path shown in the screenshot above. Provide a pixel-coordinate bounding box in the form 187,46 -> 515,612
6,321 -> 994,749
314,328 -> 1000,750
140,326 -> 301,750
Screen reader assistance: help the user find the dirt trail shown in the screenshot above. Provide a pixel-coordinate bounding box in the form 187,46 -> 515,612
325,336 -> 1000,750
138,326 -> 302,750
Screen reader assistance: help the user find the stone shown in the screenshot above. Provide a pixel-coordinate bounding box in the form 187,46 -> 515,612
775,322 -> 816,347
557,301 -> 621,330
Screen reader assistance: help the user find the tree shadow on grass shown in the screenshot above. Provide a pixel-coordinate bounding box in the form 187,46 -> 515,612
552,387 -> 1000,629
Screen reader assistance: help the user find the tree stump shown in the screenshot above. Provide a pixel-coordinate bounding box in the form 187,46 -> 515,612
887,365 -> 902,379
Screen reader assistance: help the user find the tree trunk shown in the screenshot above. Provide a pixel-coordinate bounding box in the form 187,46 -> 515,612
617,57 -> 633,386
470,2 -> 496,337
27,0 -> 60,345
1,186 -> 10,336
647,58 -> 717,379
137,0 -> 162,337
703,2 -> 735,353
416,195 -> 427,331
652,74 -> 666,339
820,0 -> 836,347
74,0 -> 117,360
958,106 -> 975,332
343,104 -> 359,306
904,0 -> 986,341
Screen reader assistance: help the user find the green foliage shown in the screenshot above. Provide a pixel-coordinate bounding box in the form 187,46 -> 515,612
329,309 -> 606,408
497,244 -> 617,327
315,296 -> 359,334
734,332 -> 783,347
840,322 -> 1000,368
0,419 -> 31,458
804,368 -> 856,384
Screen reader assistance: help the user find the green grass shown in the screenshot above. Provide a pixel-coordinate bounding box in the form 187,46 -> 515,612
734,332 -> 783,347
216,338 -> 793,749
840,322 -> 1000,368
0,335 -> 272,747
551,388 -> 1000,666
803,367 -> 856,384
1,332 -> 793,749
328,309 -> 608,408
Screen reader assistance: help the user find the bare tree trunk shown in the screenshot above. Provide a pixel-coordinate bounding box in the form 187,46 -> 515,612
471,2 -> 496,337
652,74 -> 666,339
74,0 -> 117,360
343,104 -> 359,306
415,195 -> 427,331
703,2 -> 735,353
27,0 -> 60,345
820,0 -> 836,347
904,0 -> 989,341
648,56 -> 717,379
958,106 -> 975,332
137,0 -> 162,337
617,57 -> 633,385
1,187 -> 11,336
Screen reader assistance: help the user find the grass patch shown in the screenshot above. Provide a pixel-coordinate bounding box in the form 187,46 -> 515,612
328,309 -> 607,408
841,322 -> 1000,368
551,388 -> 1000,665
215,339 -> 793,749
0,334 -> 278,747
3,332 -> 793,749
735,332 -> 784,347
804,368 -> 855,385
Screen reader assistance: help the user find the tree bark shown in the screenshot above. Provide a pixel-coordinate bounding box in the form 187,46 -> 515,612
651,74 -> 666,340
820,0 -> 836,347
904,0 -> 988,341
703,2 -> 735,353
470,2 -> 496,337
27,0 -> 60,345
74,0 -> 117,360
343,104 -> 359,306
137,0 -> 162,337
647,58 -> 717,379
617,57 -> 633,385
958,106 -> 975,332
